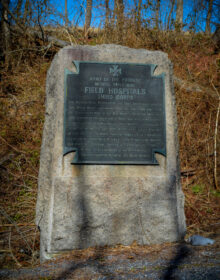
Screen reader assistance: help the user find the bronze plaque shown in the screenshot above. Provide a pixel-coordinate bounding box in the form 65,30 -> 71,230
64,61 -> 166,164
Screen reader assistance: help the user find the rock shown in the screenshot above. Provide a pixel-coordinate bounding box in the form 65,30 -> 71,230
186,235 -> 215,246
36,45 -> 186,262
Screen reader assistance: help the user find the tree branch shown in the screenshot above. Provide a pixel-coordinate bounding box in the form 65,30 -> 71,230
0,0 -> 26,33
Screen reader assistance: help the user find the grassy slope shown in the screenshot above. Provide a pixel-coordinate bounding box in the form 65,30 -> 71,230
0,28 -> 219,268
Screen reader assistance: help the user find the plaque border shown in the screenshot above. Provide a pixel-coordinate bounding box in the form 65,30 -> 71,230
63,61 -> 166,165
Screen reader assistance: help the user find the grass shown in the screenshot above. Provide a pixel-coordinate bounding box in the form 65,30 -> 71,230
0,26 -> 219,268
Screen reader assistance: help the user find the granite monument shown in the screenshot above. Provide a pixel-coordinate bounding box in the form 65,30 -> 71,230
36,45 -> 186,261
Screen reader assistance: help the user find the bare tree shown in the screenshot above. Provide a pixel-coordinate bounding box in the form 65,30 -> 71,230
205,0 -> 213,35
65,0 -> 68,26
105,0 -> 110,29
23,0 -> 31,25
115,0 -> 124,41
155,0 -> 160,29
85,0 -> 92,37
1,0 -> 11,67
136,0 -> 142,32
167,0 -> 175,30
15,0 -> 23,19
189,0 -> 205,32
213,24 -> 220,53
176,0 -> 183,31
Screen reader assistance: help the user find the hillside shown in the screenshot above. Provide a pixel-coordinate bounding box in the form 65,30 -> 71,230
0,28 -> 219,268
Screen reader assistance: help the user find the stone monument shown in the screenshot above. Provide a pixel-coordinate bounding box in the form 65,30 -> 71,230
36,45 -> 186,261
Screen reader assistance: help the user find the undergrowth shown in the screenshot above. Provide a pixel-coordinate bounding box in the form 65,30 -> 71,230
0,27 -> 219,268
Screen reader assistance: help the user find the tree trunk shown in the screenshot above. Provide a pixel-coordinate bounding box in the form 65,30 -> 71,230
115,0 -> 124,42
105,0 -> 110,30
23,0 -> 31,25
65,0 -> 68,27
176,0 -> 183,31
136,0 -> 142,32
2,0 -> 11,68
167,0 -> 175,30
155,0 -> 160,29
205,0 -> 213,35
85,0 -> 92,37
213,25 -> 220,53
111,0 -> 116,27
16,0 -> 23,19
190,0 -> 198,32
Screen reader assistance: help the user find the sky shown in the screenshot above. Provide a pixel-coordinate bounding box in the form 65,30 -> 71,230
50,0 -> 219,32
9,0 -> 219,32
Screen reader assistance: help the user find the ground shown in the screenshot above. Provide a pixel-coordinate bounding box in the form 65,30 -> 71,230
0,239 -> 220,279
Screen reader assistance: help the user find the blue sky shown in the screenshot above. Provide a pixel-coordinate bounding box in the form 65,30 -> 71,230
50,0 -> 218,32
9,0 -> 219,32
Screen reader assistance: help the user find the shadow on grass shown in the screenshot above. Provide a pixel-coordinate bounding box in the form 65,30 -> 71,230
162,243 -> 190,280
54,243 -> 191,279
54,248 -> 116,280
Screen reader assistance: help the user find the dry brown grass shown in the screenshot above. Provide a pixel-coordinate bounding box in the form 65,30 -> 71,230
0,27 -> 219,268
0,58 -> 50,267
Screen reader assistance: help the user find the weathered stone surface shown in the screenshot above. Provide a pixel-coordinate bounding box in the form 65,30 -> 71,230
36,45 -> 186,262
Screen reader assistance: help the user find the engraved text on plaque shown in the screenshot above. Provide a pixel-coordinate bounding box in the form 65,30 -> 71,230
63,61 -> 166,164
